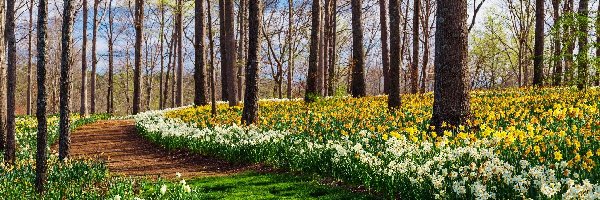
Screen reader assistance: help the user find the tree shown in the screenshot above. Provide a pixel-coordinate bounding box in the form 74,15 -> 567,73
133,0 -> 143,114
379,0 -> 390,94
431,0 -> 471,131
194,0 -> 207,106
388,0 -> 401,109
350,0 -> 366,97
242,0 -> 261,125
90,0 -> 100,113
207,0 -> 217,115
81,0 -> 88,116
286,0 -> 294,98
563,0 -> 575,84
35,0 -> 49,192
327,0 -> 337,96
411,0 -> 419,94
4,0 -> 16,165
59,0 -> 75,161
175,0 -> 183,107
27,0 -> 34,116
552,0 -> 562,86
237,0 -> 247,101
221,0 -> 238,106
532,0 -> 544,86
0,0 -> 5,151
576,0 -> 588,90
305,0 -> 321,102
159,1 -> 165,109
107,0 -> 115,113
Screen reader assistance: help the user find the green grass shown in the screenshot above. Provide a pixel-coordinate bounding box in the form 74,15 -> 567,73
142,172 -> 377,200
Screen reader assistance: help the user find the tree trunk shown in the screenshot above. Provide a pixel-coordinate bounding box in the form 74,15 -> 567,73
58,0 -> 74,161
350,0 -> 366,97
431,0 -> 471,131
287,0 -> 294,98
35,0 -> 49,192
388,0 -> 401,109
219,0 -> 228,101
0,0 -> 5,151
176,0 -> 184,107
327,0 -> 337,96
237,0 -> 246,102
107,0 -> 114,114
164,31 -> 175,109
323,0 -> 330,96
222,0 -> 238,106
597,2 -> 600,86
533,0 -> 544,86
564,0 -> 575,84
207,0 -> 217,115
379,0 -> 390,94
90,0 -> 99,113
27,0 -> 33,116
552,0 -> 562,86
317,9 -> 324,95
80,0 -> 88,116
410,0 -> 419,94
305,0 -> 321,102
195,0 -> 207,106
577,0 -> 588,90
4,0 -> 16,165
159,2 -> 165,109
242,0 -> 261,125
133,0 -> 143,114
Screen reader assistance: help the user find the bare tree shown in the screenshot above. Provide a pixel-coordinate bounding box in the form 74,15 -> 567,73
350,0 -> 366,97
305,0 -> 320,102
552,0 -> 562,86
175,0 -> 183,107
379,0 -> 390,94
388,0 -> 401,109
159,1 -> 165,109
411,0 -> 419,94
35,0 -> 49,192
242,0 -> 261,125
286,0 -> 294,98
90,0 -> 101,113
327,0 -> 337,96
222,0 -> 238,106
27,0 -> 34,116
59,0 -> 75,161
106,0 -> 115,113
207,0 -> 217,115
195,0 -> 207,106
533,0 -> 544,86
4,0 -> 16,165
133,0 -> 143,114
81,0 -> 88,116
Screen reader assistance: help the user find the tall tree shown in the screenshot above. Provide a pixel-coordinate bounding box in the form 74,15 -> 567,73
242,0 -> 261,125
564,0 -> 575,83
379,0 -> 390,94
219,0 -> 228,101
159,1 -> 165,109
195,0 -> 207,106
90,0 -> 100,113
237,0 -> 246,101
27,0 -> 34,116
576,0 -> 588,90
552,0 -> 562,86
431,0 -> 471,130
533,0 -> 544,86
388,0 -> 401,109
0,0 -> 5,151
35,0 -> 49,192
305,0 -> 321,102
207,0 -> 217,115
327,0 -> 337,96
58,0 -> 75,161
350,0 -> 366,97
221,0 -> 238,106
4,0 -> 16,165
80,0 -> 88,116
133,0 -> 143,114
107,0 -> 115,113
411,0 -> 419,94
176,0 -> 183,107
287,0 -> 294,98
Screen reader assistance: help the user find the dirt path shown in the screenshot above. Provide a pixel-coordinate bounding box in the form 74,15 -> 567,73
69,120 -> 255,179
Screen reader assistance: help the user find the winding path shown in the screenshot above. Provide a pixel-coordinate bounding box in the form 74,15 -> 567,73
69,120 -> 255,179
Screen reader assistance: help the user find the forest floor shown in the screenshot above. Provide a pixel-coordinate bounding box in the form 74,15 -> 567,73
69,120 -> 260,179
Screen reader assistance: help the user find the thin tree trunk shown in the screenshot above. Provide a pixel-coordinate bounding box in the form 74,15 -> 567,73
207,0 -> 217,115
350,0 -> 366,97
223,0 -> 238,106
411,0 -> 419,94
323,0 -> 330,96
90,0 -> 99,113
4,0 -> 16,165
431,0 -> 471,131
237,0 -> 246,102
242,0 -> 261,125
164,31 -> 175,109
317,8 -> 325,95
219,0 -> 228,101
133,0 -> 143,114
58,0 -> 75,161
379,0 -> 390,95
195,0 -> 207,106
159,2 -> 165,109
107,0 -> 114,114
564,0 -> 575,84
35,0 -> 49,192
533,0 -> 544,86
305,0 -> 321,102
577,0 -> 588,90
176,0 -> 183,107
388,0 -> 401,109
0,0 -> 5,151
80,0 -> 88,116
552,0 -> 562,86
286,0 -> 293,99
27,0 -> 34,116
328,0 -> 337,96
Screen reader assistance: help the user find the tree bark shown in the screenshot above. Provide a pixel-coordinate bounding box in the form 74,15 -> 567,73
287,0 -> 294,98
328,0 -> 337,96
176,0 -> 183,107
388,0 -> 401,109
533,0 -> 544,86
350,0 -> 366,97
207,0 -> 217,115
410,0 -> 419,94
35,0 -> 49,192
379,0 -> 390,94
0,0 -> 5,151
237,0 -> 246,101
159,2 -> 165,109
81,0 -> 88,116
431,0 -> 471,131
222,0 -> 238,106
107,0 -> 114,113
577,0 -> 588,90
59,0 -> 74,161
219,0 -> 228,101
195,0 -> 207,106
133,0 -> 143,114
305,0 -> 321,102
564,0 -> 575,83
242,0 -> 261,125
90,0 -> 99,113
4,0 -> 16,165
552,0 -> 562,86
27,0 -> 34,116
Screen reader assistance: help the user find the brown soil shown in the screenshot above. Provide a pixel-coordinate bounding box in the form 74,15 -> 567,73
68,120 -> 259,179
